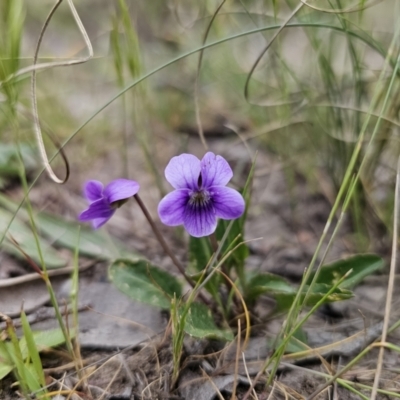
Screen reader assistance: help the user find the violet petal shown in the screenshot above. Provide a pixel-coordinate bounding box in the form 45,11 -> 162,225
104,179 -> 140,204
183,202 -> 217,237
212,186 -> 245,220
200,152 -> 233,188
165,154 -> 201,190
84,180 -> 104,203
158,189 -> 189,226
79,198 -> 114,221
91,217 -> 111,229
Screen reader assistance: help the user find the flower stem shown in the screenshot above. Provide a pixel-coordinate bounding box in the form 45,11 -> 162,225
133,194 -> 204,295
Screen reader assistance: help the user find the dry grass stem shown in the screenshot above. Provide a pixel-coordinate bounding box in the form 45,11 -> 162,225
370,155 -> 400,399
31,0 -> 93,184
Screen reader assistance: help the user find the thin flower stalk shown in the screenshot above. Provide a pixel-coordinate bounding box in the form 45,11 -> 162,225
134,194 -> 211,306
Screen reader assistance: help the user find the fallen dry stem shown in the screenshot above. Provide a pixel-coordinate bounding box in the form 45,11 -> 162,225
306,342 -> 395,399
370,156 -> 400,399
98,363 -> 122,400
231,319 -> 241,400
242,352 -> 259,400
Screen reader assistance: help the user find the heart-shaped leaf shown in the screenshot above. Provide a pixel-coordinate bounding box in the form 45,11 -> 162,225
36,214 -> 138,261
109,259 -> 183,309
246,272 -> 353,312
273,284 -> 353,312
307,254 -> 384,289
247,272 -> 294,302
0,193 -> 139,262
183,302 -> 233,341
0,208 -> 65,269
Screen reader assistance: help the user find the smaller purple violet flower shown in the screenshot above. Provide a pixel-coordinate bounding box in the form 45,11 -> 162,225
158,152 -> 245,238
79,179 -> 140,229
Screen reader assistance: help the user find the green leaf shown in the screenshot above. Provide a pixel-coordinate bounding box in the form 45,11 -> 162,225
273,284 -> 353,312
109,259 -> 183,309
189,236 -> 213,272
6,321 -> 29,394
0,208 -> 65,269
287,328 -> 308,353
246,273 -> 353,312
0,341 -> 13,380
20,311 -> 46,387
215,218 -> 249,269
1,327 -> 73,385
0,193 -> 139,261
183,302 -> 233,341
36,214 -> 138,260
0,144 -> 37,183
247,273 -> 295,302
214,159 -> 255,272
268,328 -> 308,353
19,327 -> 75,360
20,362 -> 41,393
0,337 -> 42,392
307,254 -> 384,289
0,364 -> 13,381
189,236 -> 221,298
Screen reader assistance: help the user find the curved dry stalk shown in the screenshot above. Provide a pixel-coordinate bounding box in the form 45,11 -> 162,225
243,2 -> 304,103
298,0 -> 383,14
203,371 -> 225,400
194,0 -> 226,150
310,104 -> 400,138
31,0 -> 93,184
230,319 -> 241,400
242,352 -> 260,400
217,268 -> 251,349
370,156 -> 400,399
224,122 -> 254,159
0,7 -> 94,86
273,381 -> 289,400
98,363 -> 122,400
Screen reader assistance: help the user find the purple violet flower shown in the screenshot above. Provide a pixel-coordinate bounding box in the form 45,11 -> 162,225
79,179 -> 140,229
158,152 -> 245,237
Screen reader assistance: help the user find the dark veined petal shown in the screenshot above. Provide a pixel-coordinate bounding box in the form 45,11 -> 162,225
84,180 -> 104,203
165,154 -> 201,190
212,186 -> 245,219
158,189 -> 189,226
200,152 -> 233,188
183,201 -> 217,237
104,179 -> 140,204
79,198 -> 114,222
